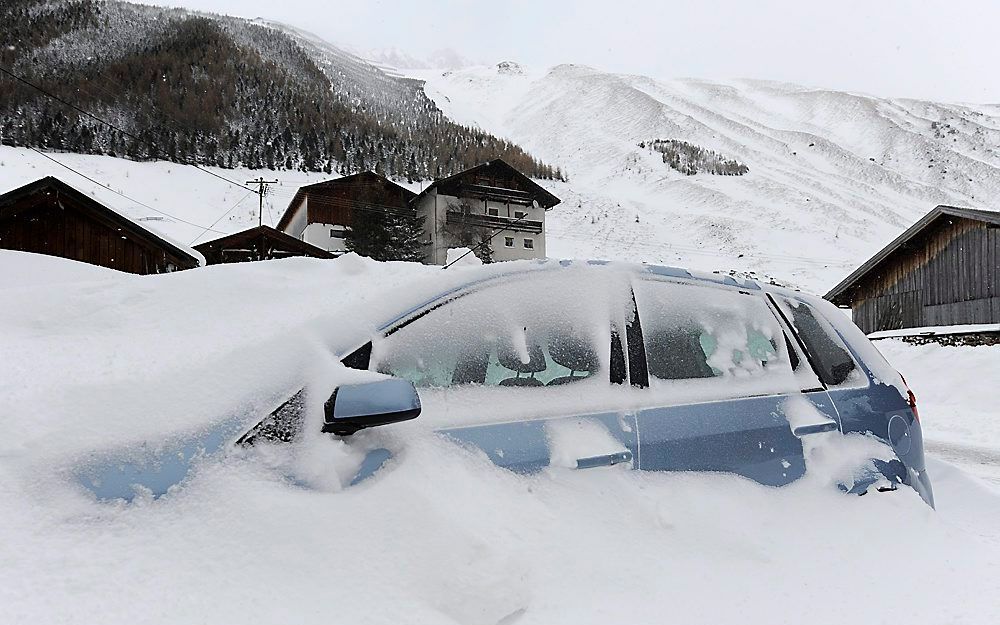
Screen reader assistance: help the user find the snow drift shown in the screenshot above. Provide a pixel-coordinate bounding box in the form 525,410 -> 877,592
3,252 -> 1000,624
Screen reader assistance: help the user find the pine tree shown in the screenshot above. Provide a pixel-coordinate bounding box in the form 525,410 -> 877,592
345,206 -> 426,262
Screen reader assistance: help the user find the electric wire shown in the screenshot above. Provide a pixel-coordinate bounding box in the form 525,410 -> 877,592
189,190 -> 257,245
0,65 -> 254,192
27,147 -> 231,235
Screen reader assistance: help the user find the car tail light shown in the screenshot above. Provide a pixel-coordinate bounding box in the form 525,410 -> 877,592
900,373 -> 919,422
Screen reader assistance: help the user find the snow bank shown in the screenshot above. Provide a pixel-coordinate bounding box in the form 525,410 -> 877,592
878,339 -> 1000,451
869,323 -> 1000,338
4,253 -> 1000,624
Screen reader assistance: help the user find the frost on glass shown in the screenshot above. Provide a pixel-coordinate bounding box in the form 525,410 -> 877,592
633,279 -> 799,403
371,269 -> 626,391
776,296 -> 865,389
787,293 -> 908,397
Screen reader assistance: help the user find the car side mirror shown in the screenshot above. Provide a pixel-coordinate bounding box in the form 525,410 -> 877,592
322,378 -> 421,436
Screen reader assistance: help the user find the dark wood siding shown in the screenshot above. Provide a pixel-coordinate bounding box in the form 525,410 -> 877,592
303,174 -> 414,227
194,226 -> 334,264
0,182 -> 198,274
848,216 -> 1000,333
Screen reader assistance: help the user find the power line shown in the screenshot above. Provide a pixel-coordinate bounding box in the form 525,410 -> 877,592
0,65 -> 254,193
246,177 -> 278,228
443,210 -> 539,269
189,190 -> 256,245
27,147 -> 230,235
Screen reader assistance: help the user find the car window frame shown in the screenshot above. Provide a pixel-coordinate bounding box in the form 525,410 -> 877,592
342,275 -> 629,388
771,294 -> 869,390
627,276 -> 811,398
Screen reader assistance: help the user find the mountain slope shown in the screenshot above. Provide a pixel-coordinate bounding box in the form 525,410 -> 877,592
0,0 -> 556,180
413,63 -> 1000,290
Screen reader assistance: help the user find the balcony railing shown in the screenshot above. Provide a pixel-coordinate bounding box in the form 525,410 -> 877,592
445,210 -> 543,234
457,183 -> 535,205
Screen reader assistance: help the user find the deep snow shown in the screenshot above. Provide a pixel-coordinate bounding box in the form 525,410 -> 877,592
3,251 -> 1000,624
5,41 -> 1000,624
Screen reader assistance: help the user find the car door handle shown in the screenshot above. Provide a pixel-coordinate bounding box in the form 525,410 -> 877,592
576,450 -> 633,469
792,421 -> 839,437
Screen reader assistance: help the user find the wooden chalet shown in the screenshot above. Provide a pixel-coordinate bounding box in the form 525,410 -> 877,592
193,225 -> 335,264
825,205 -> 1000,334
0,176 -> 200,274
276,172 -> 416,255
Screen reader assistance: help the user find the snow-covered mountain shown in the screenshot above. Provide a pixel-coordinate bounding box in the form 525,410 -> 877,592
410,63 -> 1000,290
0,1 -> 556,180
7,5 -> 1000,293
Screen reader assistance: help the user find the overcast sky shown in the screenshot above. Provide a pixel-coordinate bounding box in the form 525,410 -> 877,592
134,0 -> 1000,103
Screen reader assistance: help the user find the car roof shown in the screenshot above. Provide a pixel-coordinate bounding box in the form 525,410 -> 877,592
373,259 -> 766,334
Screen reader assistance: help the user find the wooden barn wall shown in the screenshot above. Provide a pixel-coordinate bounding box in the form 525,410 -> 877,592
305,178 -> 413,226
850,217 -> 1000,333
0,197 -> 191,274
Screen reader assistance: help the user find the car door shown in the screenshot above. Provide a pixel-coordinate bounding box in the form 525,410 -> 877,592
628,277 -> 839,486
367,267 -> 639,473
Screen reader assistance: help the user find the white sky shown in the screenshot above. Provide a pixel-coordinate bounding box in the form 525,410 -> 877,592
133,0 -> 1000,103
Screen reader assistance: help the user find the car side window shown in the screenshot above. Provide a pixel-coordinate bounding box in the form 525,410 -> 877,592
777,297 -> 861,387
633,279 -> 799,396
372,270 -> 623,389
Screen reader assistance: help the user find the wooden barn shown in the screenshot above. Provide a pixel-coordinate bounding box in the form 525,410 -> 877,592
825,205 -> 1000,334
193,225 -> 334,264
276,172 -> 416,255
0,176 -> 200,274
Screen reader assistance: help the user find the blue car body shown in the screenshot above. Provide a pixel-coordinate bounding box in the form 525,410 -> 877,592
79,260 -> 933,507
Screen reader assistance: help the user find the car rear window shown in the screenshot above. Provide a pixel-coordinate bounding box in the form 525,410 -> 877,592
632,280 -> 794,388
777,297 -> 860,387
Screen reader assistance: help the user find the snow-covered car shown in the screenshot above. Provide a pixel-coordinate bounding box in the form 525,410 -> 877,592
79,260 -> 933,506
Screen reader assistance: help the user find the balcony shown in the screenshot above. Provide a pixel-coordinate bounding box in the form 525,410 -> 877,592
445,210 -> 543,234
457,183 -> 535,205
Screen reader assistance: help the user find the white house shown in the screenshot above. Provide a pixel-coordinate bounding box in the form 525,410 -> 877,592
276,172 -> 417,254
410,159 -> 561,264
277,159 -> 560,264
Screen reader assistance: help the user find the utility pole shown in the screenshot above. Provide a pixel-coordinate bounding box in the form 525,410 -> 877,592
246,177 -> 278,262
246,177 -> 278,227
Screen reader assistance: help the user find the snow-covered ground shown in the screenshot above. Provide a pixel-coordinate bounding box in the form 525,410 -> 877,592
5,42 -> 1000,623
3,251 -> 1000,624
879,339 -> 1000,486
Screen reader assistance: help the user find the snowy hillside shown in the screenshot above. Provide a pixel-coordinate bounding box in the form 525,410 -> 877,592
412,64 -> 1000,290
0,146 -> 335,248
7,31 -> 1000,292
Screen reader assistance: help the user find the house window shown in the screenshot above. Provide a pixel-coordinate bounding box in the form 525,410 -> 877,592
514,210 -> 527,220
523,238 -> 534,250
487,207 -> 500,216
504,236 -> 515,248
330,228 -> 347,239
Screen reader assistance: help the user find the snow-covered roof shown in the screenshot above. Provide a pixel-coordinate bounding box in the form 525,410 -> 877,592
0,176 -> 205,268
825,204 -> 1000,305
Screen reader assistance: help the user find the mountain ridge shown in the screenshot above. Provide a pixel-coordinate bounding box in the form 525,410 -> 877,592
0,0 -> 558,180
409,62 -> 1000,289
